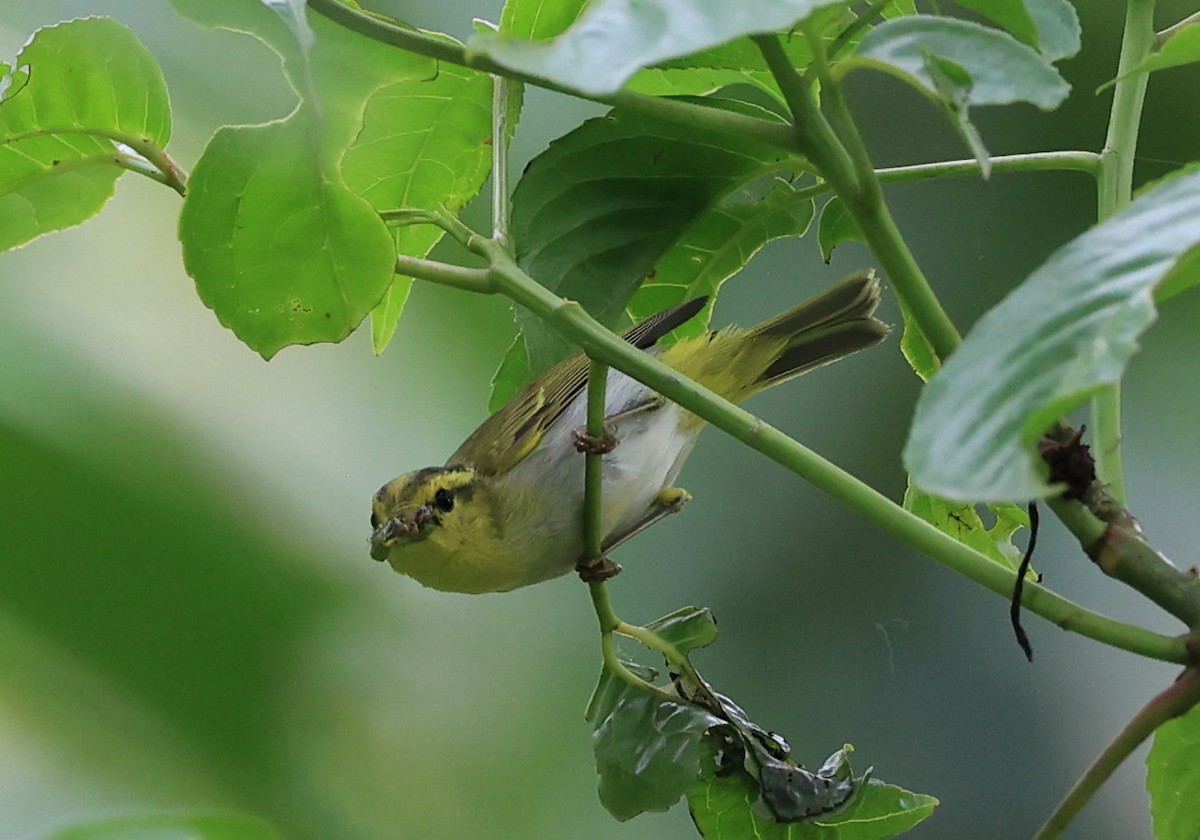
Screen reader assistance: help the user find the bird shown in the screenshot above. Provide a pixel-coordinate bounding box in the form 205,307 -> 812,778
369,270 -> 887,593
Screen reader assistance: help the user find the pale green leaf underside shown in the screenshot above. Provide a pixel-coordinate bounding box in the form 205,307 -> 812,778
342,62 -> 493,352
904,168 -> 1200,502
0,17 -> 171,253
851,17 -> 1069,110
178,116 -> 396,359
469,0 -> 846,96
1147,700 -> 1200,840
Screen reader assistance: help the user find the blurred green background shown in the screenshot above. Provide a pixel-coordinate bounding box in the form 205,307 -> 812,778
1,2 -> 1197,838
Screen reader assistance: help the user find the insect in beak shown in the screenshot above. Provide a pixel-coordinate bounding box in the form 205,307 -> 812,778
369,505 -> 438,560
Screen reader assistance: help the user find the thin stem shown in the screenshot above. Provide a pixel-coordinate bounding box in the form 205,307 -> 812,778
583,359 -> 608,561
756,33 -> 962,364
307,0 -> 799,154
397,235 -> 1188,664
1093,0 -> 1156,503
491,74 -> 514,247
1035,667 -> 1200,839
393,253 -> 493,293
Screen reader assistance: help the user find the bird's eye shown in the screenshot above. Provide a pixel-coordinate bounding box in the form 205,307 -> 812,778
370,511 -> 380,529
433,487 -> 455,512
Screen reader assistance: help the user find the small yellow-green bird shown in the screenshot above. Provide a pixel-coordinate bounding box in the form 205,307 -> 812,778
370,270 -> 887,594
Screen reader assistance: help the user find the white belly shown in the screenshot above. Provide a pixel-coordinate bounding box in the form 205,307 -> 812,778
495,366 -> 701,575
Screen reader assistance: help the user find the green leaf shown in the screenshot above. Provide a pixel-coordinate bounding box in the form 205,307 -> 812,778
817,196 -> 863,263
587,669 -> 724,821
904,167 -> 1200,502
45,814 -> 279,840
491,104 -> 798,405
1147,699 -> 1200,840
625,180 -> 816,343
951,0 -> 1079,60
847,16 -> 1069,172
903,483 -> 1030,571
645,606 -> 721,653
1120,24 -> 1200,81
499,0 -> 587,39
897,299 -> 938,381
342,61 -> 494,352
178,116 -> 396,359
689,751 -> 936,838
469,0 -> 847,96
173,5 -> 443,355
0,18 -> 171,253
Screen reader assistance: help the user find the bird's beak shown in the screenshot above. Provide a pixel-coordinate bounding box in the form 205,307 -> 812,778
369,505 -> 437,560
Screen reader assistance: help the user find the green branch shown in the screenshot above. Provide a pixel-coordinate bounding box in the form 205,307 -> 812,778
1035,666 -> 1200,840
755,33 -> 962,365
306,0 -> 798,154
3,126 -> 186,196
394,230 -> 1187,665
1093,0 -> 1156,503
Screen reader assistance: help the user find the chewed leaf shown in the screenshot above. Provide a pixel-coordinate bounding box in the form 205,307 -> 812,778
645,606 -> 720,653
0,18 -> 171,252
904,167 -> 1200,502
469,0 -> 846,96
904,483 -> 1031,572
586,665 -> 723,821
45,813 -> 279,840
179,115 -> 396,359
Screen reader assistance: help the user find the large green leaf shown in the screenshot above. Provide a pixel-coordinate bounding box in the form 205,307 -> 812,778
1147,699 -> 1200,840
624,179 -> 816,343
846,16 -> 1069,172
179,115 -> 395,359
904,168 -> 1200,502
342,61 -> 494,352
0,18 -> 171,253
469,0 -> 847,96
174,5 -> 440,356
491,104 -> 799,406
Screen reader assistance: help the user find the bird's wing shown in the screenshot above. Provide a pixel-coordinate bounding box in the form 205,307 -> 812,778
449,297 -> 708,476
